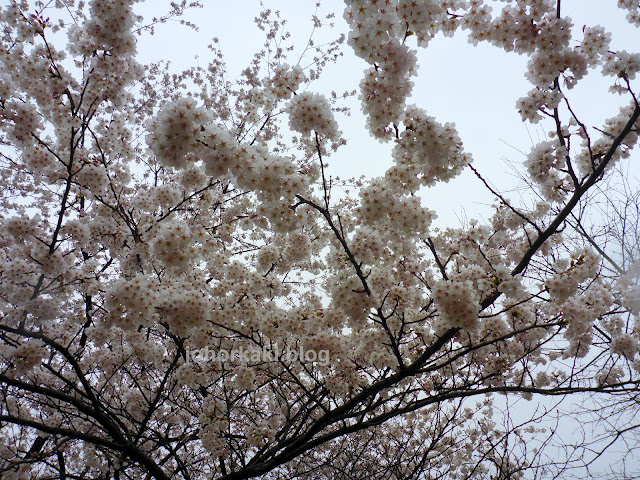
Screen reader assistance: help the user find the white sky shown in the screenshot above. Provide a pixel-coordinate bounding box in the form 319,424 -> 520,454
135,0 -> 640,229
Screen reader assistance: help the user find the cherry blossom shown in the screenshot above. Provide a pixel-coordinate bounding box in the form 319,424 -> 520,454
1,1 -> 640,479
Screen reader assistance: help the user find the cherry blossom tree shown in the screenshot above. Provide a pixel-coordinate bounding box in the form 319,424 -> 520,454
1,0 -> 640,479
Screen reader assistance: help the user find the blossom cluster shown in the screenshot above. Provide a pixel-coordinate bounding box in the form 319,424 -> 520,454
523,140 -> 569,201
146,97 -> 316,231
580,26 -> 612,65
75,161 -> 110,194
619,0 -> 640,27
286,91 -> 340,140
602,50 -> 640,80
105,274 -> 160,331
559,280 -> 613,358
516,88 -> 562,124
267,63 -> 307,100
392,106 -> 471,188
358,177 -> 435,233
358,43 -> 417,138
617,261 -> 640,315
432,279 -> 480,331
68,0 -> 139,57
156,275 -> 212,337
546,248 -> 600,304
150,219 -> 200,272
146,97 -> 210,169
610,333 -> 639,359
67,0 -> 143,104
344,0 -> 465,137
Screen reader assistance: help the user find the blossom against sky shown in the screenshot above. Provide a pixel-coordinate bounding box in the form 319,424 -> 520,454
135,0 -> 640,228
